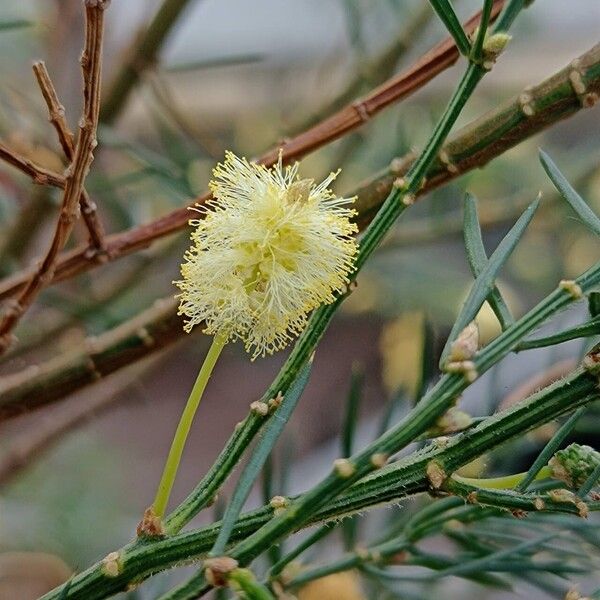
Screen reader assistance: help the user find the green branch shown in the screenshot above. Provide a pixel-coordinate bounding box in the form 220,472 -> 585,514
41,362 -> 600,600
517,316 -> 600,350
428,0 -> 472,57
221,268 -> 600,569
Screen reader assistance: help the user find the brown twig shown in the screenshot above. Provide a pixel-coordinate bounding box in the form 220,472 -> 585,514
0,1 -> 108,355
0,1 -> 504,300
0,142 -> 64,187
32,61 -> 106,250
284,1 -> 434,136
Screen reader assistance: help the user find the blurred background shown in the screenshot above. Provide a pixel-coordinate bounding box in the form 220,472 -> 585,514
0,1 -> 599,598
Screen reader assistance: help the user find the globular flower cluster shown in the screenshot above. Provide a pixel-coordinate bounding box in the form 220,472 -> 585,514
175,152 -> 358,358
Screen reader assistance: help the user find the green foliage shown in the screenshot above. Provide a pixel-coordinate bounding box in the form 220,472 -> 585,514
210,361 -> 313,555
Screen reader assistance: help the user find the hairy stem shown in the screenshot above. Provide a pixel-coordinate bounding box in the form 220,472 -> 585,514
40,363 -> 600,599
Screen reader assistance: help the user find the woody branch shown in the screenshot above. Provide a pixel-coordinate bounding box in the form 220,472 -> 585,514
32,60 -> 106,251
0,0 -> 109,355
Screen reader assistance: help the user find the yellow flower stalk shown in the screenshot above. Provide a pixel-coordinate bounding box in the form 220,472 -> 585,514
176,151 -> 358,358
150,152 -> 358,521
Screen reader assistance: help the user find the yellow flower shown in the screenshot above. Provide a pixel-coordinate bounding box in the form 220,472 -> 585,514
175,151 -> 358,358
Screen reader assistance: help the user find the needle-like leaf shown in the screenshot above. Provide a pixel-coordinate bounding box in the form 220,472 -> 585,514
540,149 -> 600,236
517,316 -> 600,350
463,193 -> 514,330
210,360 -> 313,556
428,0 -> 471,56
440,196 -> 540,367
516,406 -> 587,491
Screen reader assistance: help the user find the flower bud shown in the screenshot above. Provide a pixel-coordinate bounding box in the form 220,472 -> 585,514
204,557 -> 239,587
429,406 -> 473,436
549,443 -> 600,488
482,32 -> 511,60
448,322 -> 479,362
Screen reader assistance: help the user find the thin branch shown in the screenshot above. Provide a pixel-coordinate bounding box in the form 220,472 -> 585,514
428,0 -> 472,57
32,63 -> 75,157
0,1 -> 108,355
0,297 -> 180,420
0,358 -> 159,488
32,61 -> 106,250
445,478 -> 590,516
0,1 -> 505,300
1,44 -> 599,415
38,368 -> 600,599
286,1 -> 434,134
256,1 -> 503,166
0,141 -> 64,187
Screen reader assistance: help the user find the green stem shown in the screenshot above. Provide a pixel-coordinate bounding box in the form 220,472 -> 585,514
224,264 -> 600,569
427,0 -> 472,57
577,462 -> 600,498
40,368 -> 600,600
471,0 -> 494,61
268,523 -> 336,580
445,479 -> 587,515
164,299 -> 339,533
40,261 -> 600,600
285,530 -> 412,590
516,406 -> 587,492
220,63 -> 484,564
182,60 -> 483,572
452,466 -> 552,490
517,316 -> 600,350
229,569 -> 275,600
153,333 -> 227,518
356,61 -> 484,273
494,0 -> 527,32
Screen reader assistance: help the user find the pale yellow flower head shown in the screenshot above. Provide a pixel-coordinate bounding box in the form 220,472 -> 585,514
175,151 -> 358,358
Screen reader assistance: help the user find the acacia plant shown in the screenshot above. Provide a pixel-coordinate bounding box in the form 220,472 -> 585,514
0,1 -> 599,599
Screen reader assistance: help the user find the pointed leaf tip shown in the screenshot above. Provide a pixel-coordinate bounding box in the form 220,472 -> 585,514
539,149 -> 600,237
